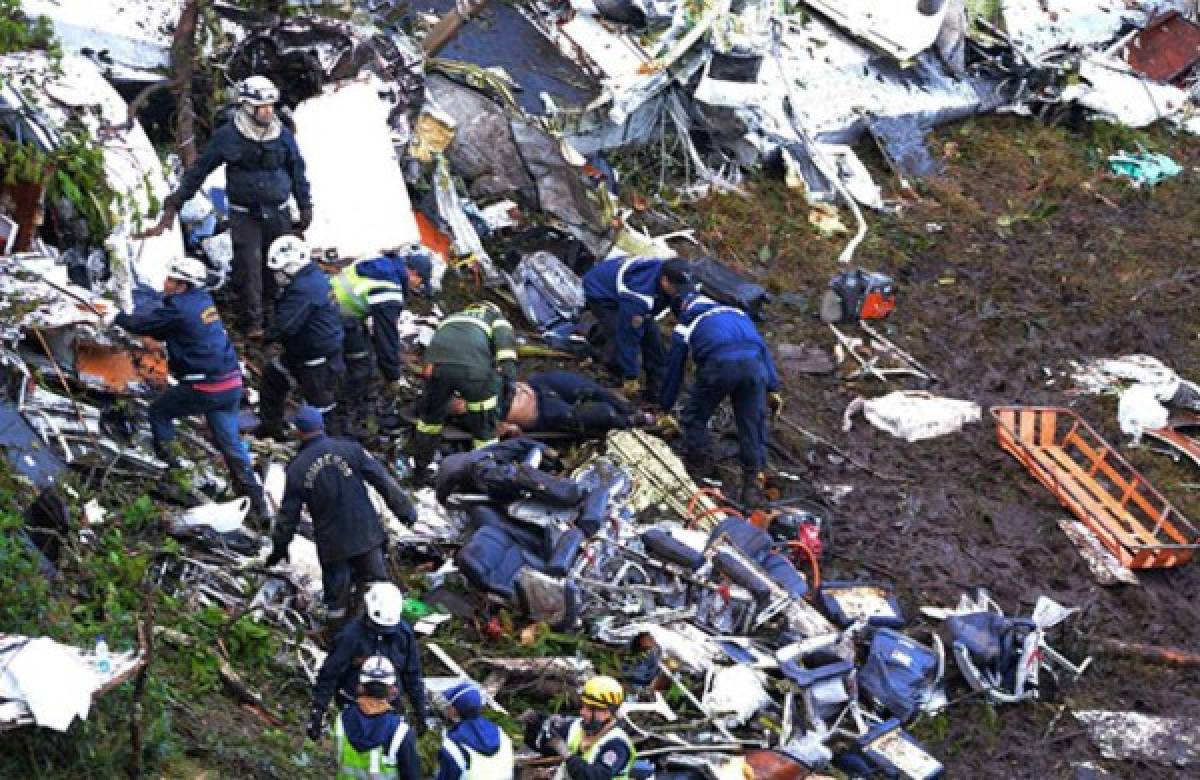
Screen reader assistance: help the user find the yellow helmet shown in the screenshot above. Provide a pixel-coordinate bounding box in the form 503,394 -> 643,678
581,675 -> 624,709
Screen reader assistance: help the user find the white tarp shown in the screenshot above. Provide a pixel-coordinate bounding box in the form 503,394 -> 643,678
0,52 -> 183,307
292,77 -> 420,259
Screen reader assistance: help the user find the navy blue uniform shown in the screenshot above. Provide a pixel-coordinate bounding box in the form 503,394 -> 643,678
660,294 -> 780,474
171,121 -> 311,331
582,257 -> 673,390
273,434 -> 415,609
526,371 -> 634,432
314,615 -> 427,724
115,289 -> 266,514
260,262 -> 346,432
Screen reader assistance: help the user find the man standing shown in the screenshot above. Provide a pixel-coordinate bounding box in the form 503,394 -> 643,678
144,76 -> 311,337
332,656 -> 421,780
659,291 -> 783,507
436,680 -> 514,780
264,406 -> 416,618
258,235 -> 345,437
582,257 -> 692,401
531,675 -> 635,780
331,246 -> 434,431
109,256 -> 269,521
310,582 -> 428,744
408,301 -> 517,478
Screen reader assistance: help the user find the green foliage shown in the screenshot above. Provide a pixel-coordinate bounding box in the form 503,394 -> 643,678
0,0 -> 58,56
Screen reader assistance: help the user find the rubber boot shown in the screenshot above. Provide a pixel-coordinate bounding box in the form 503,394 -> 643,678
408,431 -> 439,486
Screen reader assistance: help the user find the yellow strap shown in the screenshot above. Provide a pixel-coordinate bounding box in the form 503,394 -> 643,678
495,349 -> 518,362
472,437 -> 499,449
464,396 -> 498,412
416,420 -> 444,434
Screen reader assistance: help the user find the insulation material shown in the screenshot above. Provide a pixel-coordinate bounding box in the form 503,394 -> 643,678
702,664 -> 772,728
843,391 -> 981,442
292,77 -> 420,259
1074,710 -> 1200,766
1118,384 -> 1169,441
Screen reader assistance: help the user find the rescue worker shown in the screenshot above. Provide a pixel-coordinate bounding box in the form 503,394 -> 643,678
532,675 -> 635,780
582,257 -> 692,401
435,680 -> 515,780
264,406 -> 416,617
143,76 -> 311,337
310,582 -> 428,743
331,246 -> 434,432
107,256 -> 269,521
258,236 -> 345,437
659,291 -> 783,507
408,301 -> 517,479
332,655 -> 421,780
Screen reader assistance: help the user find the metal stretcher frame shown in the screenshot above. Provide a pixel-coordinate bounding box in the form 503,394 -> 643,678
992,405 -> 1200,569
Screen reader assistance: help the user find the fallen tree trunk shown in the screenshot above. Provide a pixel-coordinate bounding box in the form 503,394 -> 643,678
154,627 -> 284,727
1091,638 -> 1200,669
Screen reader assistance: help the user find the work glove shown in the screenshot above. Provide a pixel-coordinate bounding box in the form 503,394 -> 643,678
263,539 -> 289,569
768,392 -> 784,420
656,414 -> 681,437
295,206 -> 313,235
621,378 -> 641,398
135,193 -> 181,239
305,707 -> 324,740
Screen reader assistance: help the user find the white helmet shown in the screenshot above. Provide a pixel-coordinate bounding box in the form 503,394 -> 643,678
237,75 -> 280,107
167,256 -> 208,287
267,235 -> 309,276
360,655 -> 397,687
363,582 -> 404,629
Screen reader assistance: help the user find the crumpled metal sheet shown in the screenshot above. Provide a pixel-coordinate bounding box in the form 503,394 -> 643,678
599,429 -> 720,526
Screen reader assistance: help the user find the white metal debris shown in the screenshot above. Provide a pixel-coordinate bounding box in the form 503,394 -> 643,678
0,52 -> 183,305
802,0 -> 951,62
21,0 -> 181,81
292,76 -> 421,259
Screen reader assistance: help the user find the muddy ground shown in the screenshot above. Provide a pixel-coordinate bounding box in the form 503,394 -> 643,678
669,115 -> 1200,777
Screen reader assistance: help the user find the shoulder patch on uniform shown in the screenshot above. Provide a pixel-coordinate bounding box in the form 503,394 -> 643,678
601,749 -> 620,767
200,306 -> 219,325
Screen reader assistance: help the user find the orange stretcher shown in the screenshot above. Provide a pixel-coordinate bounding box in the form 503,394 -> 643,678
992,406 -> 1200,569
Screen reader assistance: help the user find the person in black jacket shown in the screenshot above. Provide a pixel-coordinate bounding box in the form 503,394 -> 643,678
141,76 -> 311,337
264,406 -> 415,617
258,235 -> 346,437
308,582 -> 427,743
108,257 -> 269,520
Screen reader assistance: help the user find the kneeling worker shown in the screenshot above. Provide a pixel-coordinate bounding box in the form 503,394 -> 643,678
436,680 -> 514,780
333,655 -> 421,780
531,675 -> 634,780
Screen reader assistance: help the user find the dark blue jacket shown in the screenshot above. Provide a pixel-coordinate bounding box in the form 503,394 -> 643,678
583,257 -> 671,379
173,121 -> 311,212
354,255 -> 414,381
115,288 -> 239,383
271,263 -> 344,360
273,434 -> 415,564
436,716 -> 507,780
660,295 -> 780,410
316,616 -> 427,723
339,702 -> 421,780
